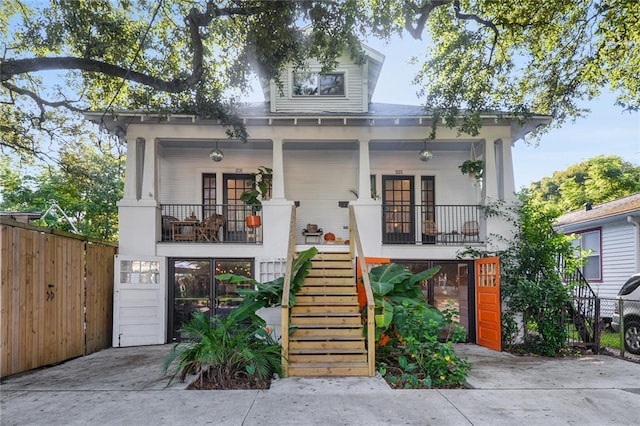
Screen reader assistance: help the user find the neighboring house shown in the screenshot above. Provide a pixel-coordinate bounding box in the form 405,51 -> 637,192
555,193 -> 640,301
85,41 -> 549,349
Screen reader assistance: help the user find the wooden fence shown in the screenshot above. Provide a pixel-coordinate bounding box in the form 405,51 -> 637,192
0,218 -> 117,377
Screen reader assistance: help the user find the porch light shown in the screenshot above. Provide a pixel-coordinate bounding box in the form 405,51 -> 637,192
419,140 -> 433,162
209,142 -> 224,162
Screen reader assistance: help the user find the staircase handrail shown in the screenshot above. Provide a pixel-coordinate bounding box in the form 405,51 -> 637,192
349,206 -> 376,376
281,204 -> 296,375
557,255 -> 600,347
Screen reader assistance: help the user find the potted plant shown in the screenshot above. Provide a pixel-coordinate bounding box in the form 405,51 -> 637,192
458,159 -> 483,180
240,166 -> 272,228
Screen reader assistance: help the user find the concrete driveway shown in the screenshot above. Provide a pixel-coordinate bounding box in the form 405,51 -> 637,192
1,344 -> 639,425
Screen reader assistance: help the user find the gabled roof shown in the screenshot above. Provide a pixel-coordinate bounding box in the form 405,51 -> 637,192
258,41 -> 385,104
555,192 -> 640,228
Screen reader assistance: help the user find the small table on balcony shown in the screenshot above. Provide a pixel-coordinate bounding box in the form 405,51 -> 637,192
171,220 -> 199,241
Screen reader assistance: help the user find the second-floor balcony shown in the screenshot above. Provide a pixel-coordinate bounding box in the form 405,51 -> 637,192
159,203 -> 483,247
382,204 -> 482,245
161,204 -> 263,244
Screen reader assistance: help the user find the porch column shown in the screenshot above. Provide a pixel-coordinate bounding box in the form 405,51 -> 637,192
121,137 -> 138,200
116,134 -> 160,256
357,139 -> 372,200
501,138 -> 516,202
140,137 -> 159,204
482,139 -> 499,202
271,138 -> 286,200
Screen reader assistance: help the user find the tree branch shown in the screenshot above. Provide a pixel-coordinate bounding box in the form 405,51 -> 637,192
1,2 -> 264,93
404,0 -> 451,39
453,0 -> 499,65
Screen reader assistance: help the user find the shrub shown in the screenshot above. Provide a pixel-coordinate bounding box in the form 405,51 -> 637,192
163,312 -> 282,389
368,263 -> 470,388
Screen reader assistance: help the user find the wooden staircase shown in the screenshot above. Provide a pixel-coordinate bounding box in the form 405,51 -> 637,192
287,252 -> 369,377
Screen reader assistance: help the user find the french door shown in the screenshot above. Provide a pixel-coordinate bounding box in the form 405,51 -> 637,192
382,175 -> 414,243
168,258 -> 253,341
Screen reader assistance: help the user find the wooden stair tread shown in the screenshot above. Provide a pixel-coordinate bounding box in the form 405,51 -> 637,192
291,324 -> 362,329
291,312 -> 360,317
289,348 -> 367,355
290,335 -> 365,341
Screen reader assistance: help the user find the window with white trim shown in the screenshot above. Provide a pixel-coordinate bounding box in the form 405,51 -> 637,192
574,229 -> 601,281
293,72 -> 345,96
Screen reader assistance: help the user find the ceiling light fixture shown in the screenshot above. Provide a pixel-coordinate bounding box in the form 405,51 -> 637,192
419,140 -> 433,162
209,142 -> 224,162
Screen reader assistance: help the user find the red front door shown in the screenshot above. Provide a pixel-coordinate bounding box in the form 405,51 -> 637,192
475,257 -> 501,351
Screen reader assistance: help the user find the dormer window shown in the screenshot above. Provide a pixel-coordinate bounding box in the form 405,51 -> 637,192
293,72 -> 345,96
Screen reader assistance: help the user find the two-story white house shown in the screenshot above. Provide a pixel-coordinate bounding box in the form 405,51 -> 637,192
86,41 -> 549,356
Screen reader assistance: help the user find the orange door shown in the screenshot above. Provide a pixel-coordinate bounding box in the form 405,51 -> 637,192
475,257 -> 501,351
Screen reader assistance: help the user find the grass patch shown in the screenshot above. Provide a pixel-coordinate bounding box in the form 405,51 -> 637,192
600,330 -> 623,350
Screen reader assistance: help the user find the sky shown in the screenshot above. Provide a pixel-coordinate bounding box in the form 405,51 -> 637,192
364,36 -> 640,189
245,34 -> 639,190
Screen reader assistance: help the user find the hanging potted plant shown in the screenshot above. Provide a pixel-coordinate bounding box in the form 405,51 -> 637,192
458,160 -> 483,180
240,166 -> 272,228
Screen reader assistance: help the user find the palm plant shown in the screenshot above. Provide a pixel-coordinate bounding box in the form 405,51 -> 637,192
163,312 -> 282,388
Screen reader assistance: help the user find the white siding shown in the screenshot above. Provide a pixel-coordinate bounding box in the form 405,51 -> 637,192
159,147 -> 272,204
371,150 -> 481,205
284,149 -> 358,242
596,221 -> 638,298
273,55 -> 366,113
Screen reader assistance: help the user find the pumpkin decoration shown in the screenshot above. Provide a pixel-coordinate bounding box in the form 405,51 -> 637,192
324,232 -> 336,241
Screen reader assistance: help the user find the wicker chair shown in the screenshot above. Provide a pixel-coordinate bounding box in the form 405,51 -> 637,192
199,214 -> 225,242
461,220 -> 479,242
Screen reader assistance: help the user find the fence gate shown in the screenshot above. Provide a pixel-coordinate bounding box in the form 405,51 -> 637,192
475,257 -> 501,351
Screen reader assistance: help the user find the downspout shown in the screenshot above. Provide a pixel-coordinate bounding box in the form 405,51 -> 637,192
628,215 -> 640,272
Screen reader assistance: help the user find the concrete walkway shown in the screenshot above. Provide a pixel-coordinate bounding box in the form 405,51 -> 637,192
1,344 -> 639,425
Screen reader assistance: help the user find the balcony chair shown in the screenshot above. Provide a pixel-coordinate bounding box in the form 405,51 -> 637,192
199,214 -> 225,242
461,220 -> 480,242
421,220 -> 442,245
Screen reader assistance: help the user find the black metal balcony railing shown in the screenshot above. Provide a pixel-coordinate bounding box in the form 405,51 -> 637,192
382,204 -> 482,245
160,204 -> 262,244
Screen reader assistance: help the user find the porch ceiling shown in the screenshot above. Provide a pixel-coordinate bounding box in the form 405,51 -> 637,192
158,139 -> 479,152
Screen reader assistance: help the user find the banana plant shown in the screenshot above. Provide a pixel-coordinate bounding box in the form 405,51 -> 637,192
368,263 -> 443,338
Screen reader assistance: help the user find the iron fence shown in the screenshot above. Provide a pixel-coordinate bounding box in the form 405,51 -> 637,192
381,204 -> 481,245
598,296 -> 640,362
160,203 -> 262,243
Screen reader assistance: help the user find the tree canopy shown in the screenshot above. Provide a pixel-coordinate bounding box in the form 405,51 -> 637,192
2,0 -> 639,158
0,143 -> 124,241
527,155 -> 640,213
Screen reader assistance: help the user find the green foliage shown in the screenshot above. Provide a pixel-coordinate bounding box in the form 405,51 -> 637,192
368,263 -> 442,337
239,166 -> 272,213
376,302 -> 470,389
528,155 -> 640,213
458,159 -> 484,178
483,193 -> 580,355
216,246 -> 318,324
0,144 -> 124,241
163,312 -> 282,388
3,1 -> 638,158
367,263 -> 469,388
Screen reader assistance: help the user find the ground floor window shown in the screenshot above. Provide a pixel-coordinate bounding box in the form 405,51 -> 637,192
395,259 -> 475,343
168,258 -> 253,341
